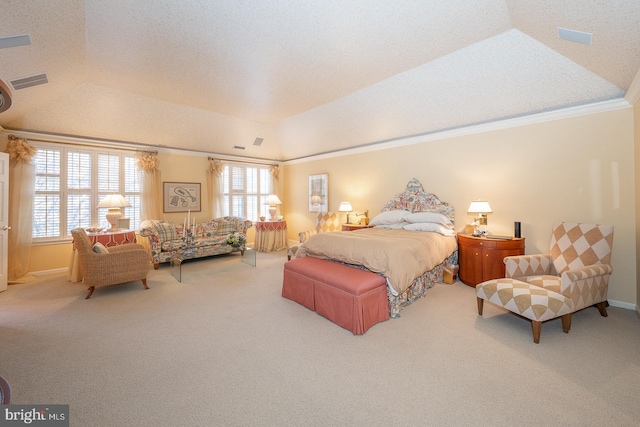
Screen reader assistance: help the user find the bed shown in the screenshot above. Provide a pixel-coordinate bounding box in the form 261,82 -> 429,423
295,178 -> 458,317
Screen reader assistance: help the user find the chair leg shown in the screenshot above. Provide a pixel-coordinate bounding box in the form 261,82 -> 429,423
85,286 -> 95,299
477,297 -> 484,315
561,313 -> 572,333
141,278 -> 149,290
531,320 -> 541,344
153,263 -> 159,270
596,301 -> 608,317
287,255 -> 291,261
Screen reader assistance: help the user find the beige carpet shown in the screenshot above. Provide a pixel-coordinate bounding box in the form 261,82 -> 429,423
1,250 -> 639,427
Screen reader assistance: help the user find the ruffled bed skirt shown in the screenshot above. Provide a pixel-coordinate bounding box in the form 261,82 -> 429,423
340,250 -> 458,318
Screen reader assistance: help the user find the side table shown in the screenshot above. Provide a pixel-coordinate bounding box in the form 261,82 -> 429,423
68,229 -> 138,282
341,224 -> 373,231
457,233 -> 525,287
255,221 -> 287,252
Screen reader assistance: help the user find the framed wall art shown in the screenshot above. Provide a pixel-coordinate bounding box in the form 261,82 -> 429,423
163,182 -> 201,212
308,173 -> 328,212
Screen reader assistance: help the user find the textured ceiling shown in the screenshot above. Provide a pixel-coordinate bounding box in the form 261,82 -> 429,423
1,0 -> 639,161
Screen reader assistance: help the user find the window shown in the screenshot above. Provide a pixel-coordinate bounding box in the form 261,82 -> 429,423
222,164 -> 272,221
33,142 -> 141,241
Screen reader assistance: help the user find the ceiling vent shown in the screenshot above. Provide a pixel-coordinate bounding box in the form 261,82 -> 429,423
0,79 -> 12,113
11,73 -> 48,90
558,27 -> 592,45
0,34 -> 31,50
253,137 -> 264,146
233,145 -> 246,150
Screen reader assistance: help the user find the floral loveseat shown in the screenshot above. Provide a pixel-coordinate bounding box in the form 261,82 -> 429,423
139,216 -> 253,269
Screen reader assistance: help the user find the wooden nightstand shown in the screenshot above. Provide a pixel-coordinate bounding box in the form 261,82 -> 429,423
342,224 -> 373,231
457,233 -> 525,287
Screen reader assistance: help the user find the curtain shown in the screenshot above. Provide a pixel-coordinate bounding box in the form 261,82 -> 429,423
269,164 -> 279,194
5,135 -> 36,284
137,152 -> 162,221
207,158 -> 224,218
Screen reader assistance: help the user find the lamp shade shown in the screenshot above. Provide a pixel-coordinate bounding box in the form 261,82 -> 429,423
98,194 -> 131,229
467,201 -> 492,214
339,202 -> 353,212
264,194 -> 282,206
97,194 -> 131,209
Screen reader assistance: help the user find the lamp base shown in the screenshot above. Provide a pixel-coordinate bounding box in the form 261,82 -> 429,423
269,206 -> 277,221
105,209 -> 123,229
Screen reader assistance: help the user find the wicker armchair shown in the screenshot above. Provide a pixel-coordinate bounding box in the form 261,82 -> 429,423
71,228 -> 150,299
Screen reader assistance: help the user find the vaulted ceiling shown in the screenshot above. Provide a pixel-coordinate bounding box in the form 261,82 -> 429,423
1,0 -> 639,161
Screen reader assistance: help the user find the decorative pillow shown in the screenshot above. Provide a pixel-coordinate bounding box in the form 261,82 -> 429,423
403,222 -> 455,236
213,219 -> 239,235
369,210 -> 409,226
405,212 -> 453,227
92,242 -> 109,254
375,221 -> 410,229
153,221 -> 177,242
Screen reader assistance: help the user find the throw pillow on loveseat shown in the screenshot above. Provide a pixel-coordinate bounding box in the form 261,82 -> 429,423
139,216 -> 253,269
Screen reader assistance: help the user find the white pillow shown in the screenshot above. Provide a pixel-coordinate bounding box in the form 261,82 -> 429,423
375,221 -> 410,229
92,242 -> 109,254
369,210 -> 409,226
403,222 -> 455,236
405,212 -> 453,228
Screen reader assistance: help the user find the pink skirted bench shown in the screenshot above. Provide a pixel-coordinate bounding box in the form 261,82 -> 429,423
282,257 -> 389,334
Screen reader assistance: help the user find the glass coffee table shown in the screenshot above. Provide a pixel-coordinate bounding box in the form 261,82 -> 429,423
171,247 -> 256,282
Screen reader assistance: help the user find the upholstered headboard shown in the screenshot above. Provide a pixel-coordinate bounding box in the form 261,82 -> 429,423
380,178 -> 455,221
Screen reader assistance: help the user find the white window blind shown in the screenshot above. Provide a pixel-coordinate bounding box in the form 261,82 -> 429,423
222,164 -> 272,221
32,143 -> 141,240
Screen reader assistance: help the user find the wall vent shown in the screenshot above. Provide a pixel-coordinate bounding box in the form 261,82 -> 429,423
0,34 -> 31,49
558,27 -> 592,45
11,73 -> 48,90
0,79 -> 12,113
253,138 -> 264,146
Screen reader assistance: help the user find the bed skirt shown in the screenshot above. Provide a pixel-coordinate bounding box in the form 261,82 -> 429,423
338,250 -> 458,318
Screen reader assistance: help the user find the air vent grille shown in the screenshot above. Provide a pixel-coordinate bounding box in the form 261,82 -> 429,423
0,34 -> 31,50
558,27 -> 592,45
11,73 -> 48,90
253,138 -> 264,146
233,145 -> 246,150
0,79 -> 12,113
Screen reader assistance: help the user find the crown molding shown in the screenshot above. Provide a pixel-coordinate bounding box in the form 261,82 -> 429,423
284,98 -> 631,164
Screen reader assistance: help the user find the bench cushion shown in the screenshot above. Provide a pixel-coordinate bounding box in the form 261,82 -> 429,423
283,257 -> 389,334
284,257 -> 386,295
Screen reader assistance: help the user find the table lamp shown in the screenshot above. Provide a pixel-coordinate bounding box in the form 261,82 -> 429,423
339,202 -> 353,224
467,200 -> 492,225
265,194 -> 282,220
98,194 -> 131,229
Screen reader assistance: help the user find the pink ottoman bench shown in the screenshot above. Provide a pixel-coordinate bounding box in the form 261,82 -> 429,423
282,257 -> 389,334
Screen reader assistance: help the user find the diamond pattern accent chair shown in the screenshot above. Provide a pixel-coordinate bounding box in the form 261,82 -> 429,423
477,222 -> 613,343
287,212 -> 340,260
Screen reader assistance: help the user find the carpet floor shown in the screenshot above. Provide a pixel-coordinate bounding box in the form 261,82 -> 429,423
1,250 -> 639,426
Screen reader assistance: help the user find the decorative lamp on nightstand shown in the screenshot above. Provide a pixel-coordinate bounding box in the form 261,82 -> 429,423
97,194 -> 131,229
468,201 -> 492,225
265,194 -> 282,220
467,200 -> 492,235
339,202 -> 353,224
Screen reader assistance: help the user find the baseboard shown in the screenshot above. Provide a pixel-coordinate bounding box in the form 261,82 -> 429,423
29,267 -> 68,276
608,299 -> 637,311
